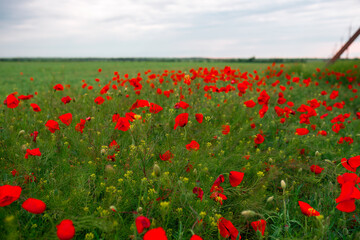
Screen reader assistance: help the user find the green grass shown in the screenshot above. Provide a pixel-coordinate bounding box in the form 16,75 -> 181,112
0,60 -> 359,240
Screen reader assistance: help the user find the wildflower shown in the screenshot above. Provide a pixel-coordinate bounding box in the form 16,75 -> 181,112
135,216 -> 151,234
186,140 -> 199,151
174,113 -> 189,130
94,96 -> 105,105
222,125 -> 230,135
143,227 -> 167,240
114,117 -> 130,131
229,171 -> 244,187
192,187 -> 204,201
45,120 -> 60,133
0,185 -> 22,207
4,94 -> 19,108
218,217 -> 239,240
56,219 -> 75,240
254,134 -> 264,144
341,156 -> 360,172
61,96 -> 72,104
53,84 -> 64,91
30,103 -> 41,112
310,165 -> 324,174
195,113 -> 203,123
174,101 -> 190,109
244,100 -> 256,108
25,148 -> 41,159
58,113 -> 72,126
149,102 -> 163,114
298,201 -> 320,216
159,150 -> 174,163
22,198 -> 46,214
295,128 -> 309,136
251,219 -> 266,236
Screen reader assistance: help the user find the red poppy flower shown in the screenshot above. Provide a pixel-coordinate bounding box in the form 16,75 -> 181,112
100,84 -> 110,94
222,125 -> 230,135
135,216 -> 151,234
61,96 -> 72,104
211,174 -> 225,192
310,165 -> 324,174
45,120 -> 60,133
244,100 -> 256,108
75,119 -> 86,133
115,117 -> 130,131
109,140 -> 120,150
192,187 -> 204,201
210,192 -> 227,205
94,96 -> 105,105
150,102 -> 163,114
29,131 -> 38,142
218,217 -> 240,240
258,90 -> 270,105
5,94 -> 19,108
295,128 -> 309,136
159,150 -> 174,163
57,219 -> 75,240
59,113 -> 72,126
229,171 -> 244,187
330,90 -> 339,100
130,99 -> 149,110
25,148 -> 41,159
254,134 -> 264,144
190,235 -> 203,240
174,113 -> 189,130
174,101 -> 190,109
336,173 -> 360,212
298,201 -> 320,216
251,219 -> 266,236
143,227 -> 167,240
30,103 -> 41,112
0,185 -> 22,207
195,113 -> 203,123
186,140 -> 199,151
53,84 -> 64,91
18,94 -> 34,100
22,198 -> 46,214
341,156 -> 360,172
11,169 -> 19,176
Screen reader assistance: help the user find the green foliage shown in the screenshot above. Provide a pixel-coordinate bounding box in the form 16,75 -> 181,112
0,60 -> 359,239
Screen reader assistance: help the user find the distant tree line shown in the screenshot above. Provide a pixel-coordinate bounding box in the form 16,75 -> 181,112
0,57 -> 326,63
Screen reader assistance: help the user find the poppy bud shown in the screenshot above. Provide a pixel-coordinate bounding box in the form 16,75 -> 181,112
21,144 -> 27,151
101,149 -> 106,155
280,180 -> 286,190
298,168 -> 302,172
193,169 -> 197,175
241,210 -> 256,217
137,207 -> 143,213
109,206 -> 117,212
315,151 -> 321,157
104,165 -> 115,174
269,158 -> 274,163
153,163 -> 161,177
18,130 -> 25,136
266,196 -> 274,202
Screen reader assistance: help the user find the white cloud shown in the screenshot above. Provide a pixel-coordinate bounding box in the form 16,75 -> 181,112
0,0 -> 359,57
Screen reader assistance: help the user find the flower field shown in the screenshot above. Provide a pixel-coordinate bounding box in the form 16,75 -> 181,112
0,60 -> 359,239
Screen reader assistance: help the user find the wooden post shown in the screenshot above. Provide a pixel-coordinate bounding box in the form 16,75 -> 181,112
327,27 -> 360,66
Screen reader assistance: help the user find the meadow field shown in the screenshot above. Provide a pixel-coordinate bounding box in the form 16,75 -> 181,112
0,60 -> 359,240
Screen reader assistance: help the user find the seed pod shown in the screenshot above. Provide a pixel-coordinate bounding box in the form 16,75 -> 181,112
153,163 -> 161,177
281,180 -> 286,190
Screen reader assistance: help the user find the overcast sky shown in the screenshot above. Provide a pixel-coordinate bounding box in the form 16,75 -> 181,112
0,0 -> 359,58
